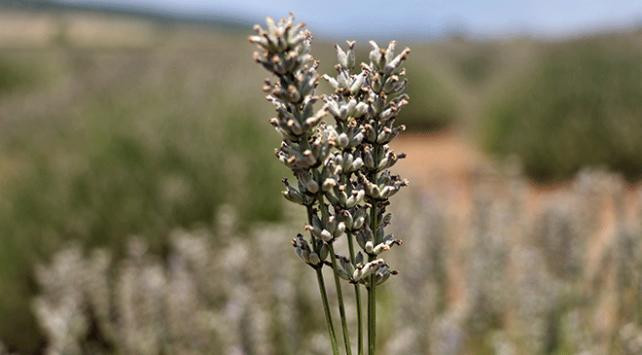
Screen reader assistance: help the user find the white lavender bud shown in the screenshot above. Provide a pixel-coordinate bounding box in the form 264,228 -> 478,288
353,258 -> 385,281
282,183 -> 306,205
322,178 -> 337,192
384,48 -> 411,75
320,229 -> 333,242
355,102 -> 369,117
352,209 -> 367,230
350,72 -> 366,94
337,133 -> 350,148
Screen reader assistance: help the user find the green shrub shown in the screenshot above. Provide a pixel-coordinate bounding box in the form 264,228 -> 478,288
445,41 -> 501,86
0,56 -> 38,94
480,35 -> 642,181
401,62 -> 459,131
0,50 -> 282,351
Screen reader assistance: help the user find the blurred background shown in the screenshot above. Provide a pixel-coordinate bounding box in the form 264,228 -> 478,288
0,0 -> 641,354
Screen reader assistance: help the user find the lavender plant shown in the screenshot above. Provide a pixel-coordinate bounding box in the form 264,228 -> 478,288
250,14 -> 410,355
30,170 -> 642,354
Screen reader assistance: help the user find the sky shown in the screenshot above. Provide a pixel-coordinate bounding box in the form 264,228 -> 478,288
59,0 -> 642,39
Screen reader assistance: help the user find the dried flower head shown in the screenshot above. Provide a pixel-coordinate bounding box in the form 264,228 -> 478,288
251,13 -> 410,355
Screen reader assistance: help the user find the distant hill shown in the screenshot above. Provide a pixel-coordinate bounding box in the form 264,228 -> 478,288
0,0 -> 251,31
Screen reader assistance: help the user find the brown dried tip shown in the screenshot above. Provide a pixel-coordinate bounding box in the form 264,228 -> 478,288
300,29 -> 312,41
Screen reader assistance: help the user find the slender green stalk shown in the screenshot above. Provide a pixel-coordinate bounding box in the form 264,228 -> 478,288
347,232 -> 364,355
306,206 -> 340,355
318,195 -> 352,355
315,268 -> 340,355
328,244 -> 353,355
367,203 -> 378,355
368,274 -> 376,355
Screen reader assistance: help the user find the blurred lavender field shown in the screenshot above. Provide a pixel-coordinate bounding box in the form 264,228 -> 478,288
30,170 -> 642,354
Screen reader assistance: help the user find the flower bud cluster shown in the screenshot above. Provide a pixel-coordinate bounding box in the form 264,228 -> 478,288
251,15 -> 409,287
321,40 -> 410,286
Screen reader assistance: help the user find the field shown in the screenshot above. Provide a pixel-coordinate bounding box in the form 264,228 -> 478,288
0,7 -> 641,355
27,170 -> 642,354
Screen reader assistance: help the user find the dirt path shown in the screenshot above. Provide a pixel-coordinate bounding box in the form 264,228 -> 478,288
392,131 -> 640,279
391,131 -> 489,189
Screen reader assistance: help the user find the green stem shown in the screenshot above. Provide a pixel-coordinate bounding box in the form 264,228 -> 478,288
367,202 -> 378,355
328,243 -> 353,355
318,194 -> 352,355
307,206 -> 339,355
368,273 -> 376,355
316,267 -> 340,355
347,232 -> 364,355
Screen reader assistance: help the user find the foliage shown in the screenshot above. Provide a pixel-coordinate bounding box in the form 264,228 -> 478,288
0,56 -> 39,94
402,62 -> 458,131
480,35 -> 642,181
0,48 -> 282,352
445,40 -> 502,86
33,170 -> 642,355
